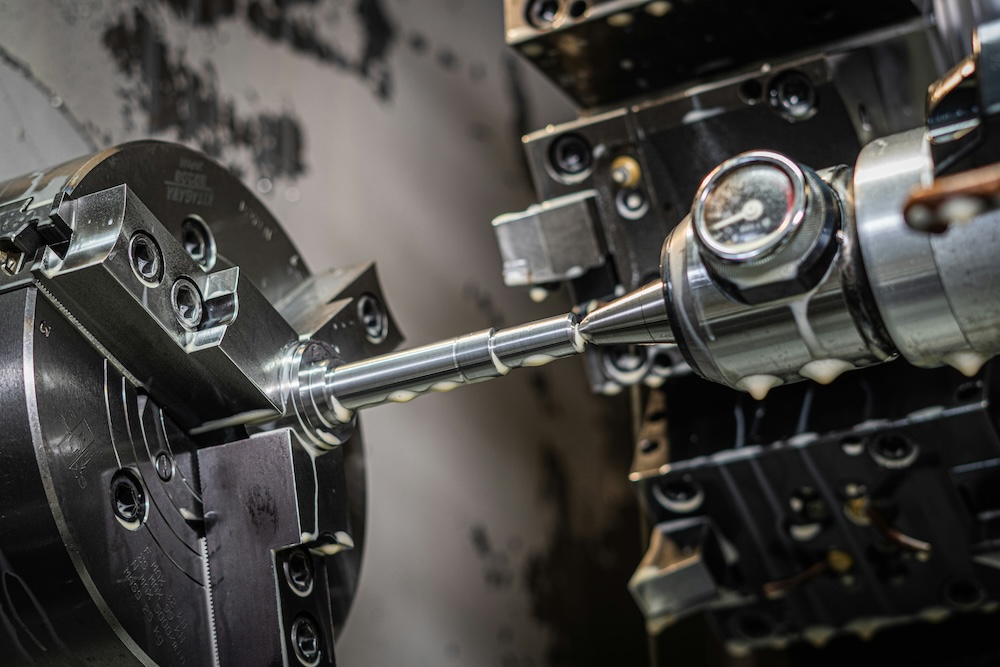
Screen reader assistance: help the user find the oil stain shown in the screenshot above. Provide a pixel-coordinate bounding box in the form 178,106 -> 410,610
462,283 -> 508,328
408,32 -> 429,54
158,0 -> 237,25
525,434 -> 648,666
103,8 -> 306,180
437,48 -> 459,71
0,46 -> 98,154
528,371 -> 561,418
243,0 -> 396,100
469,524 -> 514,588
247,485 -> 280,533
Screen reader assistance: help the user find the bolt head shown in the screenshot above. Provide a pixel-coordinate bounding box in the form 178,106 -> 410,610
291,615 -> 322,666
110,468 -> 147,529
155,453 -> 173,481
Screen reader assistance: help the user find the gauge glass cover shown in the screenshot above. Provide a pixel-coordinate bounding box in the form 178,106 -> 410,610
694,153 -> 806,261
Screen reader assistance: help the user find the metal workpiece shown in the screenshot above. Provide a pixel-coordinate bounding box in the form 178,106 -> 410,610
284,339 -> 357,450
855,127 -> 1000,376
318,313 -> 586,418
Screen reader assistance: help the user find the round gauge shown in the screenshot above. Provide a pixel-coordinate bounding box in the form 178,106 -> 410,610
693,152 -> 807,261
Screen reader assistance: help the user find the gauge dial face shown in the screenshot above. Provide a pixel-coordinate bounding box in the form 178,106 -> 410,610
694,153 -> 806,261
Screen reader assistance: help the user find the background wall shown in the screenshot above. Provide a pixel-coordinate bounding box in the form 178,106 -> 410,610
0,2 -> 647,665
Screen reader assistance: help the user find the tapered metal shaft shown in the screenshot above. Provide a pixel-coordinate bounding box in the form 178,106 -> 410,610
578,280 -> 674,346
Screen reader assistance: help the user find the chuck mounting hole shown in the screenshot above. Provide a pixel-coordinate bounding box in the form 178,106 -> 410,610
171,278 -> 204,330
768,70 -> 816,121
181,216 -> 217,270
955,381 -> 982,402
291,614 -> 323,666
944,577 -> 985,609
616,187 -> 649,220
547,133 -> 592,182
602,345 -> 649,386
653,475 -> 704,513
284,549 -> 315,596
128,232 -> 163,287
526,0 -> 560,28
110,468 -> 147,529
868,433 -> 918,469
357,293 -> 388,344
651,351 -> 673,374
739,79 -> 763,104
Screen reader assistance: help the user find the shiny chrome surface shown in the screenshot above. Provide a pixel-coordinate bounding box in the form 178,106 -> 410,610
664,213 -> 882,397
492,189 -> 606,287
578,124 -> 1000,399
35,183 -> 297,429
321,313 -> 586,417
854,130 -> 956,370
578,280 -> 673,346
574,153 -> 883,399
0,141 -> 308,302
855,128 -> 1000,376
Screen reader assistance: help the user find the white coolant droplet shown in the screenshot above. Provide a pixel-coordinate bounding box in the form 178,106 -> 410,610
799,359 -> 853,385
945,350 -> 988,377
735,374 -> 783,401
